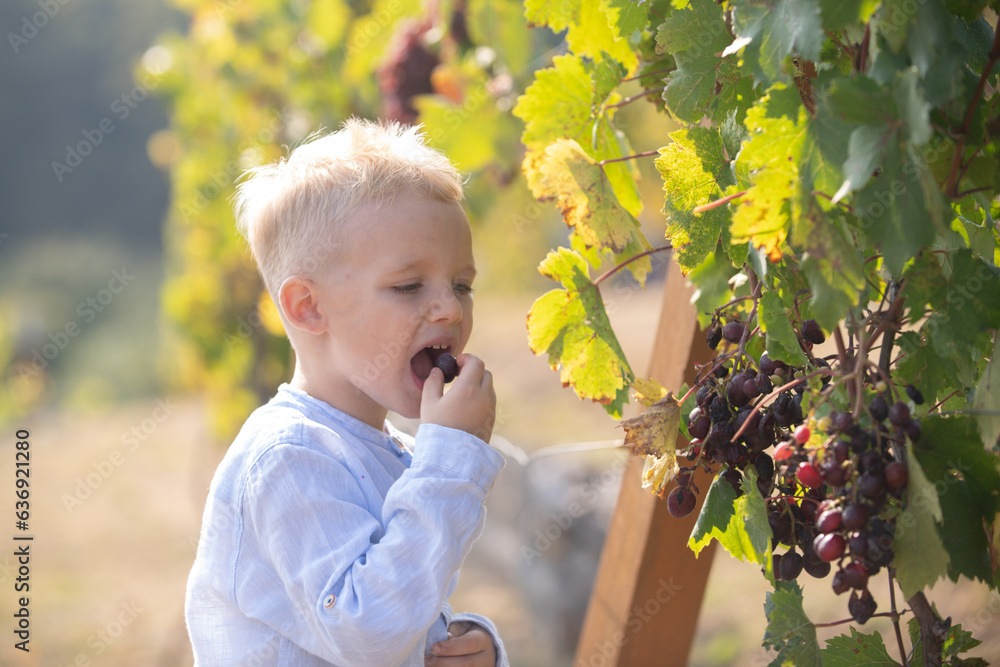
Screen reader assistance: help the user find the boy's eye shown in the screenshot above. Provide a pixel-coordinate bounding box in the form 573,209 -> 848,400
392,283 -> 421,294
453,283 -> 474,296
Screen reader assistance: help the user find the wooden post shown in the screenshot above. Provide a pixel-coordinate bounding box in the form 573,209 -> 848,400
574,259 -> 718,666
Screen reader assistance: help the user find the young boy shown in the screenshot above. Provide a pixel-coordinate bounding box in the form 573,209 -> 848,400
185,118 -> 507,666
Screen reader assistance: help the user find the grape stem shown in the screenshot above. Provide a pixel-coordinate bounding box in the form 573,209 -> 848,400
728,369 -> 834,443
888,569 -> 909,667
813,610 -> 906,629
604,86 -> 667,110
944,15 -> 1000,199
592,244 -> 672,287
691,190 -> 747,214
621,66 -> 676,83
597,150 -> 660,166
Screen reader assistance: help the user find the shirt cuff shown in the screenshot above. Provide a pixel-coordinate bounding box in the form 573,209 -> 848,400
412,424 -> 506,493
450,612 -> 509,667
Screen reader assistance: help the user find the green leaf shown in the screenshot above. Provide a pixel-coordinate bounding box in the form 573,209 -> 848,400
567,0 -> 639,69
688,472 -> 740,557
600,0 -> 649,40
656,0 -> 740,123
821,627 -> 901,666
762,581 -> 822,667
818,0 -> 879,31
527,248 -> 633,417
759,290 -> 809,367
656,127 -> 735,272
467,0 -> 532,73
689,469 -> 771,564
730,0 -> 824,85
689,246 -> 741,329
894,441 -> 951,599
913,416 -> 1000,586
524,0 -> 576,31
972,333 -> 1000,449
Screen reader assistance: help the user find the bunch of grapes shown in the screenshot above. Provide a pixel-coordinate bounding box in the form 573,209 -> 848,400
376,21 -> 440,124
667,314 -> 921,625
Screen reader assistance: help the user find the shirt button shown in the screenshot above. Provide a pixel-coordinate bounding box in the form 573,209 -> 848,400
323,594 -> 336,609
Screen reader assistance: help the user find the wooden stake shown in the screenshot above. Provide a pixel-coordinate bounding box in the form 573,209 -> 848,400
574,259 -> 718,666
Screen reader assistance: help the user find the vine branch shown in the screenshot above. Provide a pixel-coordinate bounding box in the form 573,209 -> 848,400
592,244 -> 673,287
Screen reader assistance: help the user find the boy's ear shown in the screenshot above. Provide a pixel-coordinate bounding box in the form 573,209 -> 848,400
278,276 -> 327,334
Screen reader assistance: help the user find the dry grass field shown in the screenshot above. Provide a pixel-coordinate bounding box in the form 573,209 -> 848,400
2,285 -> 998,666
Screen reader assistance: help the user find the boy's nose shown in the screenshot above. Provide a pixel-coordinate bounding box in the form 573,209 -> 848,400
426,287 -> 463,323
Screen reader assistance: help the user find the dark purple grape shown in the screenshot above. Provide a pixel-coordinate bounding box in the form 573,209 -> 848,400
779,551 -> 804,581
842,504 -> 870,531
759,353 -> 780,376
803,559 -> 831,578
830,411 -> 853,433
755,373 -> 773,395
727,380 -> 749,408
696,385 -> 714,407
859,471 -> 887,499
754,452 -> 775,481
848,588 -> 878,624
869,394 -> 889,422
832,568 -> 850,594
743,378 -> 761,399
885,461 -> 908,489
844,562 -> 869,589
905,384 -> 924,405
667,486 -> 697,518
800,319 -> 825,344
435,352 -> 459,383
904,419 -> 922,442
889,402 -> 910,427
822,462 -> 848,488
709,395 -> 730,423
707,325 -> 723,350
722,321 -> 745,343
689,414 -> 711,440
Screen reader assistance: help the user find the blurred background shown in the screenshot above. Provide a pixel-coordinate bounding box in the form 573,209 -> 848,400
1,0 -> 997,664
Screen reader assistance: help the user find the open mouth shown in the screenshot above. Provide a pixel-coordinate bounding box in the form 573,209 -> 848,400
411,344 -> 451,381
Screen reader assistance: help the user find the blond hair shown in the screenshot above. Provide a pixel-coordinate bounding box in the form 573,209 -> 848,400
233,118 -> 464,297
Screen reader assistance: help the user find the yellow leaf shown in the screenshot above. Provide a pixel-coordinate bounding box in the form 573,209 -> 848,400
620,392 -> 682,496
631,377 -> 667,408
525,139 -> 641,253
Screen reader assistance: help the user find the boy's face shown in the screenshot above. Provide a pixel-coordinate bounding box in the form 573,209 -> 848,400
311,196 -> 476,424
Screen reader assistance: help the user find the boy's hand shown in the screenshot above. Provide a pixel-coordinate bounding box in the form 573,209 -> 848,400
421,354 -> 495,443
426,621 -> 496,666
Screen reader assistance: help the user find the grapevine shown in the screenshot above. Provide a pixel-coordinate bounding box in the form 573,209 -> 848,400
515,0 -> 1000,664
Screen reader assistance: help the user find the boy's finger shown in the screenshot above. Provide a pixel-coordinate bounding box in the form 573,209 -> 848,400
431,630 -> 487,656
422,367 -> 444,401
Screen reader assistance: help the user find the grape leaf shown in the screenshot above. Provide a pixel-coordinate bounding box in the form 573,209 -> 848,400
729,0 -> 824,85
526,248 -> 633,417
821,627 -> 900,666
688,469 -> 770,564
525,139 -> 644,254
972,333 -> 1000,449
912,416 -> 1000,586
524,0 -> 575,31
513,53 -> 643,217
759,290 -> 809,367
655,0 -> 740,123
600,0 -> 649,40
656,127 -> 735,272
909,619 -> 984,665
818,0 -> 879,31
621,392 -> 682,496
762,581 -> 822,667
688,473 -> 739,557
894,441 -> 951,599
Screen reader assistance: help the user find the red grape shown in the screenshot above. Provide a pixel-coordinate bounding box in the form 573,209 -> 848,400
816,508 -> 843,534
814,533 -> 847,562
667,486 -> 697,518
794,424 -> 811,444
796,461 -> 824,489
885,461 -> 908,489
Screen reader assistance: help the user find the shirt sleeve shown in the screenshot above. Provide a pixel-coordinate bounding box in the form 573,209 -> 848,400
450,612 -> 509,667
238,423 -> 505,666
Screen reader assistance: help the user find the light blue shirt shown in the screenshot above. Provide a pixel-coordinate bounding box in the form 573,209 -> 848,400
185,384 -> 508,666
